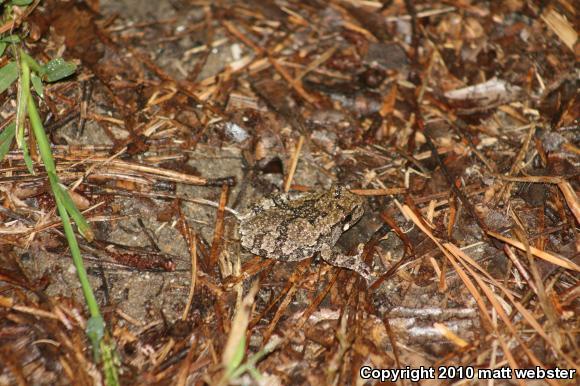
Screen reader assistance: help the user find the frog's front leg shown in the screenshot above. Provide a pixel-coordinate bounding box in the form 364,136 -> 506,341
320,244 -> 374,285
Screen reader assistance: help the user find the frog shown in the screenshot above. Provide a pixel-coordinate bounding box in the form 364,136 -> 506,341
239,185 -> 374,284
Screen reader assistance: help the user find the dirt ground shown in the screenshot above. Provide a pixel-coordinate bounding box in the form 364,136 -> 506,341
0,0 -> 578,385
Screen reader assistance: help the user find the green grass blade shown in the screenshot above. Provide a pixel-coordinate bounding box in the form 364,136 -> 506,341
14,52 -> 36,174
226,334 -> 246,375
20,135 -> 35,175
53,177 -> 94,241
15,46 -> 118,383
0,122 -> 16,162
20,50 -> 43,74
0,61 -> 18,93
16,52 -> 30,149
28,94 -> 118,378
27,98 -> 94,240
100,337 -> 120,386
25,95 -> 55,169
50,175 -> 103,343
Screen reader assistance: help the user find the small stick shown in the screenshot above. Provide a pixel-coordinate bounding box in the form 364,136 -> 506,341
182,229 -> 197,321
283,135 -> 304,193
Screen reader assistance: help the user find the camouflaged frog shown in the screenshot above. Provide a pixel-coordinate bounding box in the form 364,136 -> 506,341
239,185 -> 373,284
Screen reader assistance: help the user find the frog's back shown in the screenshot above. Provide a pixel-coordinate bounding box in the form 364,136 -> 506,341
239,185 -> 364,262
240,206 -> 324,261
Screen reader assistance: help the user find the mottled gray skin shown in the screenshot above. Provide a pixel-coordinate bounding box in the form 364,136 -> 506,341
239,185 -> 373,283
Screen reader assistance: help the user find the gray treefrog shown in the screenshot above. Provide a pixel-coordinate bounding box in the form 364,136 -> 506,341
239,185 -> 374,284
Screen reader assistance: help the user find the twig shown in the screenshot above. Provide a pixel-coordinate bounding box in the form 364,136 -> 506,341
283,135 -> 304,192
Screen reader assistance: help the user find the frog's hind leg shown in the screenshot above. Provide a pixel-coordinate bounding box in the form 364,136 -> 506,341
320,244 -> 374,285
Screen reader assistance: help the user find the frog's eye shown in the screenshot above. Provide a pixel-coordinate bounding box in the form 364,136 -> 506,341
343,212 -> 354,226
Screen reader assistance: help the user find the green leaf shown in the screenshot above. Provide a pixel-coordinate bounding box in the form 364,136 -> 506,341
0,122 -> 16,162
0,36 -> 19,55
0,34 -> 21,43
42,58 -> 77,82
31,73 -> 44,97
0,61 -> 18,94
10,0 -> 34,6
